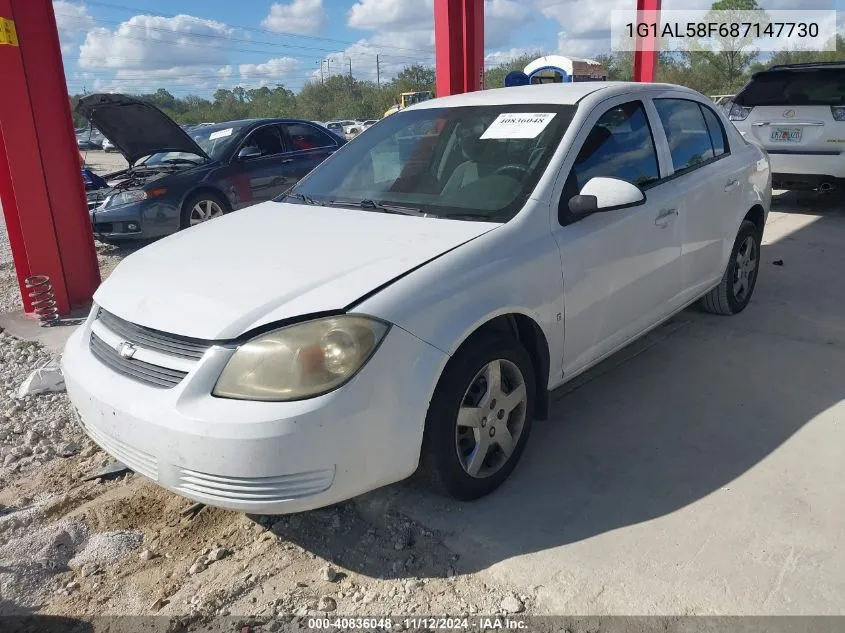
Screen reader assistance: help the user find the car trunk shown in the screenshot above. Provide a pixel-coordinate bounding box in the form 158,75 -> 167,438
736,67 -> 845,155
744,105 -> 838,154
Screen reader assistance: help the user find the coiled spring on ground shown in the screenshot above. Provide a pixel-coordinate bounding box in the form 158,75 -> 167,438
24,275 -> 59,327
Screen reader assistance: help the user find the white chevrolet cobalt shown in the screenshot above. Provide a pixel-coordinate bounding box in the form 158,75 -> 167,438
64,82 -> 771,513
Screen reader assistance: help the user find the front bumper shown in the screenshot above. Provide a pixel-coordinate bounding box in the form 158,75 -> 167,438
62,316 -> 447,514
91,199 -> 180,240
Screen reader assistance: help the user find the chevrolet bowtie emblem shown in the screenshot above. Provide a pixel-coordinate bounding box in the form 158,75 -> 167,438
117,341 -> 137,359
782,109 -> 796,118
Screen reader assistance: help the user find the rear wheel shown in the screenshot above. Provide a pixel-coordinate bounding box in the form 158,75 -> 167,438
700,219 -> 761,315
420,334 -> 535,500
180,192 -> 229,230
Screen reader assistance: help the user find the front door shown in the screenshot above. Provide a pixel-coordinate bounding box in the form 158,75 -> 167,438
550,99 -> 683,376
234,124 -> 289,205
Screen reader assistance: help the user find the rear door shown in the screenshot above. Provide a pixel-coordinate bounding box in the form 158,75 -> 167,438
739,68 -> 845,154
651,97 -> 745,298
278,122 -> 341,186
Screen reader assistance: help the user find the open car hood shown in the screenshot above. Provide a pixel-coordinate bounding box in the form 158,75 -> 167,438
76,93 -> 210,165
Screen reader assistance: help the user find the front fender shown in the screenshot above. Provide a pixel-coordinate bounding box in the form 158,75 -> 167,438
355,220 -> 565,390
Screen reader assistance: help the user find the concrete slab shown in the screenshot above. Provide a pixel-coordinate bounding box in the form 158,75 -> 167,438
0,309 -> 84,354
382,191 -> 845,615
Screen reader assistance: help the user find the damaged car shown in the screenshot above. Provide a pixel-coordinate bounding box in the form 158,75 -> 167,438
64,82 -> 770,514
77,93 -> 345,242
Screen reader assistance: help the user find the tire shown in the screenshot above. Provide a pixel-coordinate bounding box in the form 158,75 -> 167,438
420,334 -> 535,500
180,191 -> 230,230
700,219 -> 761,315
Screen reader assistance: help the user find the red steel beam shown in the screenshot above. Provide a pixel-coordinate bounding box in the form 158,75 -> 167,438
0,0 -> 100,315
633,0 -> 662,82
435,0 -> 485,97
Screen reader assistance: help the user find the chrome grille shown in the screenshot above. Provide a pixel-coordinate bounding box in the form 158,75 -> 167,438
90,332 -> 188,388
96,309 -> 212,360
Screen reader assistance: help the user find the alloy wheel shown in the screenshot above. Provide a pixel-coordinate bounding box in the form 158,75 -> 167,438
189,199 -> 224,226
455,359 -> 528,479
732,235 -> 758,302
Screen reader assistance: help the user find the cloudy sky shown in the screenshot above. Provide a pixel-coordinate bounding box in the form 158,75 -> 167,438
54,0 -> 843,95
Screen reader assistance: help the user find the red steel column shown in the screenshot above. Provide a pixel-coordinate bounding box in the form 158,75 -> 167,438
435,0 -> 485,97
0,0 -> 100,315
632,0 -> 661,82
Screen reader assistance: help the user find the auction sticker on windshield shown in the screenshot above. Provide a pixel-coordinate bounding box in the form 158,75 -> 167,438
480,113 -> 556,139
209,128 -> 234,140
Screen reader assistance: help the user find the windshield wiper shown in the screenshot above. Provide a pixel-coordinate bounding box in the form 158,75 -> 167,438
327,199 -> 426,216
283,192 -> 321,205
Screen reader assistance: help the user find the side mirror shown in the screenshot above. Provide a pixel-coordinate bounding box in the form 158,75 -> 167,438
568,177 -> 645,217
237,146 -> 262,160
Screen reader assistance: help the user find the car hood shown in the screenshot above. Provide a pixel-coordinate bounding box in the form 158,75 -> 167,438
94,202 -> 500,340
76,93 -> 209,166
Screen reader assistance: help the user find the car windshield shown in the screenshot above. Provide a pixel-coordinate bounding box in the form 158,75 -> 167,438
141,122 -> 249,164
284,104 -> 576,222
735,68 -> 845,106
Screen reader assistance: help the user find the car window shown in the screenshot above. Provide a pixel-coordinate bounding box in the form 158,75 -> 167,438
654,99 -> 715,174
734,69 -> 845,106
282,123 -> 336,151
569,100 -> 660,191
285,104 -> 577,222
242,125 -> 284,157
700,104 -> 728,157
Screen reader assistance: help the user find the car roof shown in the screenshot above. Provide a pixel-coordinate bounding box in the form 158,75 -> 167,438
766,61 -> 845,72
410,82 -> 701,109
190,118 -> 321,132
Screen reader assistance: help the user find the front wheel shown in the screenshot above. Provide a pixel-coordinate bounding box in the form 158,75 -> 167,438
700,219 -> 761,315
420,334 -> 535,500
180,192 -> 229,230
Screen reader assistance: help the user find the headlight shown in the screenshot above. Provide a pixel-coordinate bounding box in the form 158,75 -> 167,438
728,103 -> 753,121
213,315 -> 389,401
107,187 -> 167,208
108,190 -> 147,208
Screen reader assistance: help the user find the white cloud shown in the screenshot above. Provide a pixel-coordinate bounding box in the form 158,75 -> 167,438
485,47 -> 534,67
79,14 -> 232,70
485,0 -> 533,49
53,1 -> 94,54
239,57 -> 302,85
348,0 -> 433,31
345,0 -> 531,76
262,0 -> 327,35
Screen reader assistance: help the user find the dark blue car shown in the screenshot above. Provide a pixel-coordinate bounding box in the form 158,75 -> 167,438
77,94 -> 346,242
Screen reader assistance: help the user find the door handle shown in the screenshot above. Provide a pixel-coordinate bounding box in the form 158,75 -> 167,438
724,179 -> 740,191
655,208 -> 678,227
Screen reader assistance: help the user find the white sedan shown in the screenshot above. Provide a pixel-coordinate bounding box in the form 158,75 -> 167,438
63,82 -> 771,514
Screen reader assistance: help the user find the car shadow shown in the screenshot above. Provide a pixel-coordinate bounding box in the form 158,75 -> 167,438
0,613 -> 94,633
276,200 -> 845,582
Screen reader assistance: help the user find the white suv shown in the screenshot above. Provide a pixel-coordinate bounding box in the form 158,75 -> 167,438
728,62 -> 845,192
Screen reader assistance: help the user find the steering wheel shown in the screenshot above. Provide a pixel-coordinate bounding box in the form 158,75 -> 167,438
494,164 -> 529,179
